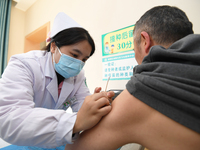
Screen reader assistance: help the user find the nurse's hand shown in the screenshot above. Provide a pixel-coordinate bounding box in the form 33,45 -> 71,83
94,87 -> 115,104
93,87 -> 102,93
73,92 -> 112,134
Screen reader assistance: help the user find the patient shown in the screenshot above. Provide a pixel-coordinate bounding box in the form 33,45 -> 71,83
65,5 -> 200,150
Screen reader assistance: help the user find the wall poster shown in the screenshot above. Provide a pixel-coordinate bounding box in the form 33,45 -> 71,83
102,25 -> 137,81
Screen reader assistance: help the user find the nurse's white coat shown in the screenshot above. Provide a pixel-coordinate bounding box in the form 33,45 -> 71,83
0,50 -> 90,148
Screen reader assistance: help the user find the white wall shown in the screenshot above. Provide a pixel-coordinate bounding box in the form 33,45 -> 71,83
7,1 -> 25,63
21,0 -> 200,92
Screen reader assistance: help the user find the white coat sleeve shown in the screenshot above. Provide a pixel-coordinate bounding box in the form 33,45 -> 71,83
0,57 -> 76,148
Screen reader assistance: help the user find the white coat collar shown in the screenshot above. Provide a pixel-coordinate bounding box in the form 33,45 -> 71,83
44,52 -> 56,79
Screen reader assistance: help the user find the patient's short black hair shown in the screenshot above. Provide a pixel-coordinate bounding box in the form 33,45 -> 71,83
133,5 -> 193,45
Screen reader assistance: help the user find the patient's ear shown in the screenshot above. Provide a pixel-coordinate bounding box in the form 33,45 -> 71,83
140,31 -> 151,55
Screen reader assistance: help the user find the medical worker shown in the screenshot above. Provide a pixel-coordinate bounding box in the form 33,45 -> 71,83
0,12 -> 112,148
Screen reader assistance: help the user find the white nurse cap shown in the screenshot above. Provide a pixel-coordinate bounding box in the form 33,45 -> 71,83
46,12 -> 82,42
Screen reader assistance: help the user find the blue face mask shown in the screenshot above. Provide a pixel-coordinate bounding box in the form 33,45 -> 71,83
53,47 -> 85,78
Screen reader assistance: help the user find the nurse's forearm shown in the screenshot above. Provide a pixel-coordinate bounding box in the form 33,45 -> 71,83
0,107 -> 76,148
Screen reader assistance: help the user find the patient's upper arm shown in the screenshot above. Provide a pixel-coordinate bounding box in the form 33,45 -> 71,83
65,89 -> 152,150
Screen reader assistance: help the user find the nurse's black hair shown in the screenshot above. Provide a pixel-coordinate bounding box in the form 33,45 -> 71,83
43,27 -> 95,56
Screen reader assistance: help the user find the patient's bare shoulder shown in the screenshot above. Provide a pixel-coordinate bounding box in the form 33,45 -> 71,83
119,90 -> 200,150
